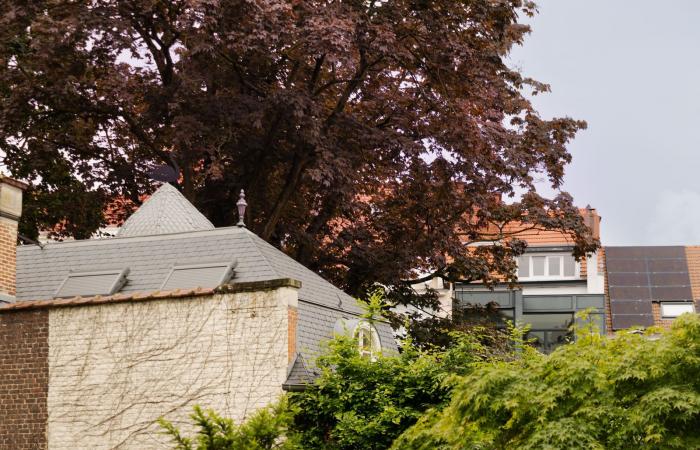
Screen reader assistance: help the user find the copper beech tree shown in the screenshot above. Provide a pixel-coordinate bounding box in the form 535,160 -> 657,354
0,1 -> 597,312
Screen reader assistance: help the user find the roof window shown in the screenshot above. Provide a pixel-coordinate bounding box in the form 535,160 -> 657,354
660,302 -> 695,319
354,321 -> 381,361
160,262 -> 236,291
55,268 -> 130,298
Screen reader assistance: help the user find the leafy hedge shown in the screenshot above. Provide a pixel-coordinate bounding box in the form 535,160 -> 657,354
162,314 -> 700,449
397,313 -> 700,449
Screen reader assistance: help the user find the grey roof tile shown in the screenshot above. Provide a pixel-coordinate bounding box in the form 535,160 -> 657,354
283,353 -> 317,389
117,183 -> 214,237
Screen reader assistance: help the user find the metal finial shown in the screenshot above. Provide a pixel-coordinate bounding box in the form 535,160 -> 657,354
236,189 -> 247,227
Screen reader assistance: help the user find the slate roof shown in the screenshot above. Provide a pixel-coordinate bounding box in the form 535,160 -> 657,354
117,183 -> 214,237
17,226 -> 363,316
283,353 -> 317,390
16,183 -> 396,388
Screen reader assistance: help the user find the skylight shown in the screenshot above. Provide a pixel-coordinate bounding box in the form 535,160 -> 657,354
55,268 -> 130,298
160,262 -> 236,291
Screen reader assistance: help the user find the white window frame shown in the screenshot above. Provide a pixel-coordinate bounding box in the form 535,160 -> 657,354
517,253 -> 580,281
660,302 -> 695,319
353,321 -> 381,361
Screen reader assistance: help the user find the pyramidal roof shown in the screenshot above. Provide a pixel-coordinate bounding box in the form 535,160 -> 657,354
117,183 -> 215,237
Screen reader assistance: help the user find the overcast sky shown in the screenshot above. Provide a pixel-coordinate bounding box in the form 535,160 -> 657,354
509,1 -> 700,246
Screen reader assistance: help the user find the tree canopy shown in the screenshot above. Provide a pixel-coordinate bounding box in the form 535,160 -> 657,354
1,0 -> 595,305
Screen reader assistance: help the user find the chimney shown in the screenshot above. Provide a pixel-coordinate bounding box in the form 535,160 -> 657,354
583,205 -> 601,241
0,176 -> 28,302
582,205 -> 604,294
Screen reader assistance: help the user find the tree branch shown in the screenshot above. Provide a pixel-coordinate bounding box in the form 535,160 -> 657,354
260,152 -> 309,240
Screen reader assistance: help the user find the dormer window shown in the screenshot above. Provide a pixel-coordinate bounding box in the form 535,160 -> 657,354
517,253 -> 578,281
353,321 -> 381,360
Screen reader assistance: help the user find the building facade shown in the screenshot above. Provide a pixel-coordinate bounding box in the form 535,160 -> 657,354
0,181 -> 395,449
418,207 -> 606,352
421,206 -> 700,350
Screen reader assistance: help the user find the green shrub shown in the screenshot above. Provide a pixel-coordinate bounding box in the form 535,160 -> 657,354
159,399 -> 299,450
394,314 -> 700,449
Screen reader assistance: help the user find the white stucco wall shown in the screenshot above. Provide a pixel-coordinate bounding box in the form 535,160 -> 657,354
410,277 -> 454,318
47,288 -> 296,449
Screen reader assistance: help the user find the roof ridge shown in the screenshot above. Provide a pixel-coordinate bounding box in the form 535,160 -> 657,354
244,231 -> 360,309
18,226 -> 248,250
117,183 -> 214,238
238,228 -> 281,280
154,185 -> 167,234
245,231 -> 315,278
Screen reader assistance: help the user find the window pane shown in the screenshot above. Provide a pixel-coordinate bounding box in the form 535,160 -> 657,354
517,256 -> 529,278
494,308 -> 515,328
576,313 -> 605,334
547,330 -> 572,351
548,256 -> 561,276
523,313 -> 574,330
532,256 -> 545,276
526,330 -> 572,353
563,256 -> 576,277
528,331 -> 545,351
661,303 -> 695,318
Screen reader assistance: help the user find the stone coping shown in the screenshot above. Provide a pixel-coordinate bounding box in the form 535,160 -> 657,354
0,278 -> 302,312
0,175 -> 30,190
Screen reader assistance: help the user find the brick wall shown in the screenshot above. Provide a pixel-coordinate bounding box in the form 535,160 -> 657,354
601,248 -> 614,334
46,288 -> 296,449
0,219 -> 18,297
651,302 -> 675,329
288,306 -> 298,363
685,246 -> 700,312
0,310 -> 48,450
0,176 -> 26,299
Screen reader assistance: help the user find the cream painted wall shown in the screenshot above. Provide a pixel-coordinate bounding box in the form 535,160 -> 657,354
47,288 -> 296,450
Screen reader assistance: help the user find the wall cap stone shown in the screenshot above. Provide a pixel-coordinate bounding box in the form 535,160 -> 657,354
0,278 -> 302,312
0,175 -> 29,191
216,278 -> 301,293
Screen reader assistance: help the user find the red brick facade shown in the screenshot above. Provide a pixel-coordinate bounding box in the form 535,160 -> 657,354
288,306 -> 298,363
685,246 -> 700,313
651,302 -> 676,329
0,175 -> 27,299
0,220 -> 18,297
0,310 -> 48,450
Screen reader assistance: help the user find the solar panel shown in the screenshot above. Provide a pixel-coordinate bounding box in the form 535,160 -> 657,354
606,246 -> 692,330
55,268 -> 130,298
